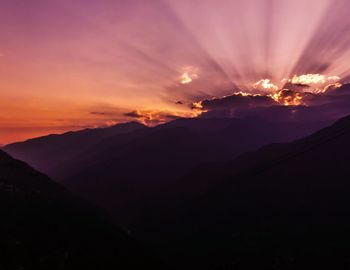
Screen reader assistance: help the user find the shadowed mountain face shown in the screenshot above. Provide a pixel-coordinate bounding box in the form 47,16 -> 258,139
0,150 -> 162,270
4,117 -> 329,225
138,115 -> 350,269
3,122 -> 147,178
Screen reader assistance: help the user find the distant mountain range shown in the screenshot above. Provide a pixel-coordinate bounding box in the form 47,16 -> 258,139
3,122 -> 146,179
4,117 -> 328,225
0,150 -> 163,270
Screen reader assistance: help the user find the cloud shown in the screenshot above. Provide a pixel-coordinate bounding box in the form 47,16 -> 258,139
253,79 -> 279,92
288,74 -> 341,93
124,111 -> 144,119
188,82 -> 350,125
179,66 -> 199,85
201,93 -> 276,110
269,89 -> 309,106
87,106 -> 132,128
90,111 -> 111,116
192,92 -> 277,118
243,90 -> 350,124
124,109 -> 194,126
104,120 -> 119,127
282,82 -> 311,92
88,81 -> 350,130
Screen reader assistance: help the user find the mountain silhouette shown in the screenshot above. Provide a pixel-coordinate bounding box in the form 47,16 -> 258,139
138,114 -> 350,269
3,122 -> 147,178
4,110 -> 350,269
4,117 -> 328,225
0,150 -> 163,270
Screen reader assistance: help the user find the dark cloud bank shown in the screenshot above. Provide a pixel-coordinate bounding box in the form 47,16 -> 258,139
195,83 -> 350,125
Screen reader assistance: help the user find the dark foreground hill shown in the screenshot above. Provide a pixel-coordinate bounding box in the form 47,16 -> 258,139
0,150 -> 162,270
138,114 -> 350,269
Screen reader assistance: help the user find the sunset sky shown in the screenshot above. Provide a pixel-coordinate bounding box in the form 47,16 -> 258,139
1,0 -> 350,144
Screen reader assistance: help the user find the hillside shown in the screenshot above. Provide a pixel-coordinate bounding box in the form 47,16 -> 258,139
0,150 -> 162,270
138,114 -> 350,269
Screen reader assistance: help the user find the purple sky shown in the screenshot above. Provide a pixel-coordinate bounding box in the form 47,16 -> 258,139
1,0 -> 350,144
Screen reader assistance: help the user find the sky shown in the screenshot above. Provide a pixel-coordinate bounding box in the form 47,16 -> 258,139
1,0 -> 350,144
